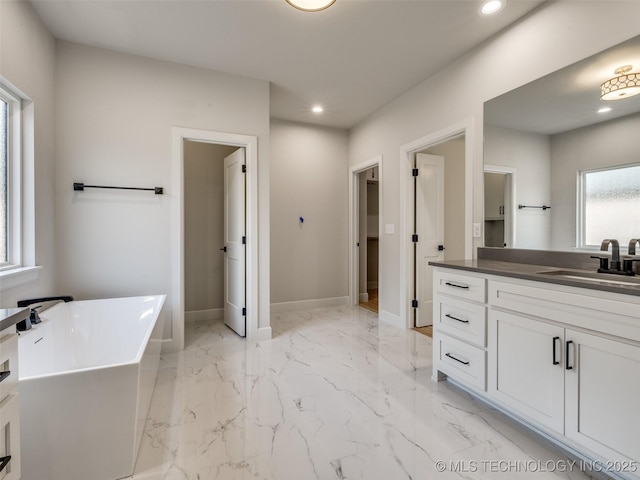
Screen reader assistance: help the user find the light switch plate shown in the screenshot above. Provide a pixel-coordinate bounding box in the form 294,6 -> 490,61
473,223 -> 482,238
385,224 -> 395,234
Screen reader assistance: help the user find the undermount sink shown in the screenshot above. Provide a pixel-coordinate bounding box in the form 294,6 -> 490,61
537,269 -> 640,286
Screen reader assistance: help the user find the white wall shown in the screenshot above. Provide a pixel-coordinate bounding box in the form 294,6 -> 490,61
550,113 -> 640,250
349,1 -> 640,320
0,0 -> 57,306
484,125 -> 551,249
55,41 -> 270,345
270,119 -> 349,306
184,141 -> 237,314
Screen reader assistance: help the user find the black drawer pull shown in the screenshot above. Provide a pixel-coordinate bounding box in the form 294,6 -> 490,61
445,314 -> 469,324
445,352 -> 470,365
566,340 -> 574,370
445,282 -> 469,290
552,337 -> 560,365
0,455 -> 11,473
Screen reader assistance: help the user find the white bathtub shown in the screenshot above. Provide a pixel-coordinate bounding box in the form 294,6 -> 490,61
18,295 -> 166,480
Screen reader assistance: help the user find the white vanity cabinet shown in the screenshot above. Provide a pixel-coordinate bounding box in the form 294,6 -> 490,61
487,308 -> 565,434
0,310 -> 25,480
433,267 -> 640,479
432,269 -> 487,391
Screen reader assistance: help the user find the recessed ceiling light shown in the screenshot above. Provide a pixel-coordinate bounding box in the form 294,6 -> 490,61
312,105 -> 324,113
598,107 -> 612,114
480,0 -> 505,15
286,0 -> 336,12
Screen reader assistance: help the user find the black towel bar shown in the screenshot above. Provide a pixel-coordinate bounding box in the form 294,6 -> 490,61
74,182 -> 163,194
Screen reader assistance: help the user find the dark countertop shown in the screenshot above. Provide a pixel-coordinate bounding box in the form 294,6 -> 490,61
429,259 -> 640,297
0,307 -> 30,332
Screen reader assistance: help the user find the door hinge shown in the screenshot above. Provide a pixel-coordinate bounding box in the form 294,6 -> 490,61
411,299 -> 418,308
412,234 -> 418,243
242,236 -> 246,244
412,168 -> 419,177
241,164 -> 246,173
242,307 -> 246,316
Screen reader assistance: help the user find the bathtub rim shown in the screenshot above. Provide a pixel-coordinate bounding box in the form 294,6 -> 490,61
18,294 -> 166,382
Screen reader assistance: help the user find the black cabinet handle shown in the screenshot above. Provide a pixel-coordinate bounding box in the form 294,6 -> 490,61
566,340 -> 574,370
552,337 -> 560,365
0,371 -> 10,383
445,282 -> 469,290
445,314 -> 469,324
0,455 -> 11,473
445,353 -> 470,365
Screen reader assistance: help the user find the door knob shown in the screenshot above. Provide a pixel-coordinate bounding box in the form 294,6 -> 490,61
438,245 -> 445,251
220,246 -> 227,252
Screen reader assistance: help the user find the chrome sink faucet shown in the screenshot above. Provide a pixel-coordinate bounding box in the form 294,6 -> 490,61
629,239 -> 640,255
600,239 -> 621,271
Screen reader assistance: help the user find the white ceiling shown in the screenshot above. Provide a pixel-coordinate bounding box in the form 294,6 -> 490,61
30,0 -> 544,129
485,34 -> 640,135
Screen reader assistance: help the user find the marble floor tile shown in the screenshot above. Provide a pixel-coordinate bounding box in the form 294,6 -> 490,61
129,306 -> 594,480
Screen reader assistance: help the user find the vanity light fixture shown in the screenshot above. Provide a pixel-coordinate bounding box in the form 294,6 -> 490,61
311,105 -> 324,113
601,65 -> 640,100
286,0 -> 336,12
480,0 -> 505,15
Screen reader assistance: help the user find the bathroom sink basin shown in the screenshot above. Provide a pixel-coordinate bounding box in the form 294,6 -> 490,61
537,269 -> 640,286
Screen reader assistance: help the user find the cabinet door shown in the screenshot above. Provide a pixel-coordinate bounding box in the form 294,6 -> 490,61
488,309 -> 565,433
565,330 -> 640,465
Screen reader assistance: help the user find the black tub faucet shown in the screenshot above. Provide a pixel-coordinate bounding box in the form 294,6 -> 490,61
600,239 -> 621,271
16,296 -> 74,331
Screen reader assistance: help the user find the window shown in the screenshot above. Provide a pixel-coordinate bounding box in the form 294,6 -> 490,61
579,164 -> 640,248
0,83 -> 22,270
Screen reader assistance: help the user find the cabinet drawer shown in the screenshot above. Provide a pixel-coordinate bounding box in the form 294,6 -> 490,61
436,298 -> 486,347
0,334 -> 17,404
435,333 -> 486,391
434,270 -> 486,303
0,394 -> 20,480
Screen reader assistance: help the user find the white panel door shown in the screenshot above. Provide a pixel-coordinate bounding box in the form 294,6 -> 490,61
565,330 -> 640,464
223,148 -> 246,337
488,309 -> 565,434
416,153 -> 444,327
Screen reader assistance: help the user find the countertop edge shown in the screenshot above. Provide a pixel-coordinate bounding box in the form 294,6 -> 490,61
0,307 -> 30,332
429,260 -> 640,297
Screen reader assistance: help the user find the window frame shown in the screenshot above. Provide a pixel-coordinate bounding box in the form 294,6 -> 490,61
0,83 -> 22,271
577,162 -> 640,250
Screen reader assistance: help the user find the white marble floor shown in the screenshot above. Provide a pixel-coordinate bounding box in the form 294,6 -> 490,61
129,306 -> 597,480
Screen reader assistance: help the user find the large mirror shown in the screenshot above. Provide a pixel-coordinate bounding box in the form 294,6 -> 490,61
483,35 -> 640,251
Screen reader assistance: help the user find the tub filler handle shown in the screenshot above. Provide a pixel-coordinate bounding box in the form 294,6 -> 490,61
16,296 -> 74,331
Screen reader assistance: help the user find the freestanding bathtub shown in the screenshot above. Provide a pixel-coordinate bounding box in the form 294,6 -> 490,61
18,295 -> 166,480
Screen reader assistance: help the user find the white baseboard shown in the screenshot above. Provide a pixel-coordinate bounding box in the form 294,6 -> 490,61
379,309 -> 404,329
367,281 -> 378,289
185,308 -> 223,322
271,296 -> 350,313
359,292 -> 369,302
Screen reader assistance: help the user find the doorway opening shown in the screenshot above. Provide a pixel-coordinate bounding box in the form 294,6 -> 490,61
184,142 -> 247,337
348,156 -> 382,315
399,120 -> 474,332
484,165 -> 516,248
358,167 -> 379,313
171,128 -> 260,352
